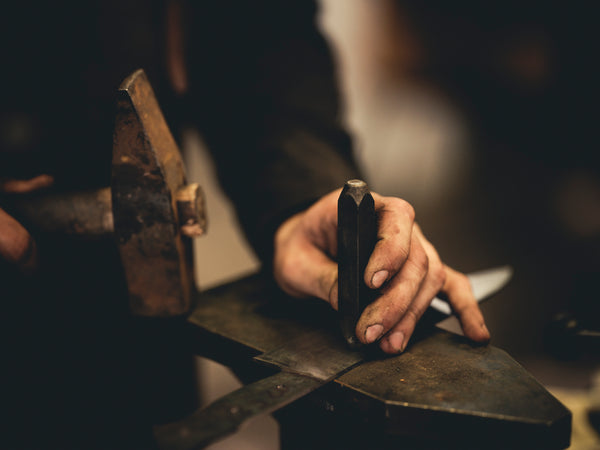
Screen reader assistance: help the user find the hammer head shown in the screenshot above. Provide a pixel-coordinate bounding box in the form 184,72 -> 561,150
112,69 -> 198,317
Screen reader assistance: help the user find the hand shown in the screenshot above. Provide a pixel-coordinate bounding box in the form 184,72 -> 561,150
0,175 -> 54,274
273,188 -> 490,354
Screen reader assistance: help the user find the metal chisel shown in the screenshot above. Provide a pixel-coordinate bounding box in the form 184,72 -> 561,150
337,179 -> 378,348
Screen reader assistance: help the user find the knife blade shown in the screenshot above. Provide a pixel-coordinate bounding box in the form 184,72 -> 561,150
430,265 -> 514,315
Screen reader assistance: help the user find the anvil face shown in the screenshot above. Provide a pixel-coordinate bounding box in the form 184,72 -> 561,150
155,274 -> 570,449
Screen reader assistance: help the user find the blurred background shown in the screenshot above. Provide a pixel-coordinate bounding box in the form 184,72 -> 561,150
188,1 -> 599,448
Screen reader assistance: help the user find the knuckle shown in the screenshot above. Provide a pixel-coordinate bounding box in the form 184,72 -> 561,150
394,244 -> 410,266
403,202 -> 416,223
389,198 -> 415,222
320,270 -> 336,297
404,307 -> 421,326
412,244 -> 429,277
373,238 -> 409,269
431,264 -> 446,290
400,197 -> 416,218
388,299 -> 411,327
368,297 -> 407,330
455,272 -> 471,291
447,270 -> 470,292
274,251 -> 296,285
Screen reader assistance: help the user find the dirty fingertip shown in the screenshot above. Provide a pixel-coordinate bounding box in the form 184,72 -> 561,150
469,322 -> 491,343
389,331 -> 405,352
371,270 -> 388,289
365,324 -> 384,344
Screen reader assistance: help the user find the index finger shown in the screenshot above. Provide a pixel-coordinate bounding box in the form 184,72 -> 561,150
443,266 -> 490,343
364,193 -> 415,289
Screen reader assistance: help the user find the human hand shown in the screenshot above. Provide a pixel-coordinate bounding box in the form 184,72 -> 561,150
273,188 -> 490,354
0,174 -> 54,274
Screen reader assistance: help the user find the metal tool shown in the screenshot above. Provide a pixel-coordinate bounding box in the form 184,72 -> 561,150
337,179 -> 377,348
8,70 -> 205,317
154,266 -> 513,449
337,179 -> 514,343
111,69 -> 203,317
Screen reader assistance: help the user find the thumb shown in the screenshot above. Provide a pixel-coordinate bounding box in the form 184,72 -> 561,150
275,240 -> 339,309
0,208 -> 38,274
443,265 -> 490,343
274,212 -> 339,309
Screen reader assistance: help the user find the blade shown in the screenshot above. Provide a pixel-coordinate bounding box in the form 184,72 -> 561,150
255,329 -> 363,381
155,371 -> 323,450
429,265 -> 513,315
155,330 -> 362,450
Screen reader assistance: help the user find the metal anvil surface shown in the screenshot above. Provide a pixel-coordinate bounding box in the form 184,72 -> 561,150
181,273 -> 571,449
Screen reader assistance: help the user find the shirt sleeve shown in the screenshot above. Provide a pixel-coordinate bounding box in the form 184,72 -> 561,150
185,0 -> 361,264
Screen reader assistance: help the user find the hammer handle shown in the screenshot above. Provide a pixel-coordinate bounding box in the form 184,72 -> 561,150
8,187 -> 114,237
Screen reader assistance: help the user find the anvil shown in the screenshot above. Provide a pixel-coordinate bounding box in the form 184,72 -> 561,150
8,70 -> 571,449
155,270 -> 570,449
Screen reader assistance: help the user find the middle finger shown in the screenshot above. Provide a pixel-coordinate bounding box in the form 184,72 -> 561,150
356,231 -> 429,345
379,228 -> 446,353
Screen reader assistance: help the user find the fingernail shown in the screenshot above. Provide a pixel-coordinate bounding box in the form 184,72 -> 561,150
371,270 -> 389,288
482,324 -> 490,338
389,331 -> 405,352
365,324 -> 384,343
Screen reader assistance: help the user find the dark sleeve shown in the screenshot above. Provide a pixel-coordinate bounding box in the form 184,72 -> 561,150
186,0 -> 361,263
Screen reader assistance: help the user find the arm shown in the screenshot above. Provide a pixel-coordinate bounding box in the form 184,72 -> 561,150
186,1 -> 489,352
186,0 -> 359,262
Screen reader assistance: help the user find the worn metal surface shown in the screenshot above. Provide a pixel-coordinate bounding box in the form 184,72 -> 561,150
256,329 -> 363,381
184,274 -> 571,448
337,179 -> 378,348
334,331 -> 571,447
112,69 -> 196,316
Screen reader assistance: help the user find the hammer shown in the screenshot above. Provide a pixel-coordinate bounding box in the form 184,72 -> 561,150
9,69 -> 206,318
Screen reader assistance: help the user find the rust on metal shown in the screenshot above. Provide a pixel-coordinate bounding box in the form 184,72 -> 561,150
112,69 -> 194,317
184,275 -> 571,448
5,69 -> 203,318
